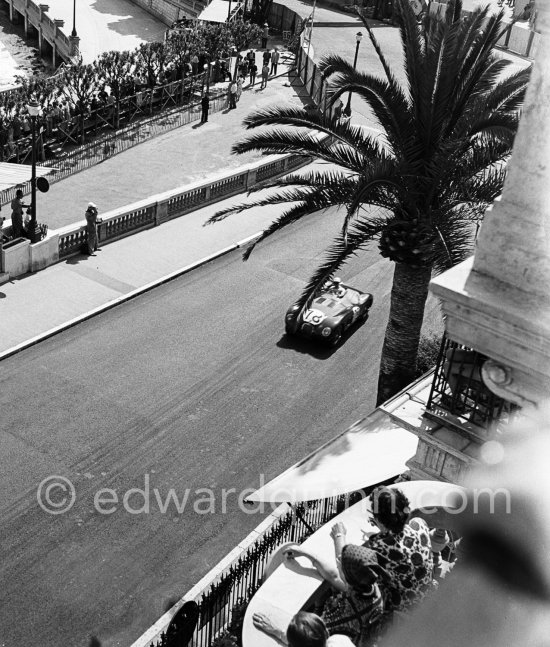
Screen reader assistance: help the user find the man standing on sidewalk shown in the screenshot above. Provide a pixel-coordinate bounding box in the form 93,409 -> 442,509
85,202 -> 101,256
270,48 -> 280,76
249,61 -> 258,86
261,23 -> 269,48
200,92 -> 210,123
10,189 -> 26,239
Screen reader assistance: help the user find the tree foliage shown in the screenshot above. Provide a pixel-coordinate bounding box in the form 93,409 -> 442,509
208,0 -> 530,404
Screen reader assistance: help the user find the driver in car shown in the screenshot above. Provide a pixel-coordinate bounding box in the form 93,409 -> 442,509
329,277 -> 346,298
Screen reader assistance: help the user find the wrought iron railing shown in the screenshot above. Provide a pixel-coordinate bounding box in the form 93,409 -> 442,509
148,495 -> 360,647
426,334 -> 517,434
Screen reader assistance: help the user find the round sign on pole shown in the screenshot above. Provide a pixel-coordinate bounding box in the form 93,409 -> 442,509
36,177 -> 50,193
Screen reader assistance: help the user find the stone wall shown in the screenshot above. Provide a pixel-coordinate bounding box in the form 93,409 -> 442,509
126,0 -> 182,26
126,0 -> 207,24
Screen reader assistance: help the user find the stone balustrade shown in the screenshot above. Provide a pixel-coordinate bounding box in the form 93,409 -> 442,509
7,0 -> 73,65
1,151 -> 310,277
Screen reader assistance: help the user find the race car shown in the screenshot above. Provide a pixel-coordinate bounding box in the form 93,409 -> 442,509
285,278 -> 374,346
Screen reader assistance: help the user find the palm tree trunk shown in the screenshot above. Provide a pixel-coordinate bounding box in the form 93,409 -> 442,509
376,262 -> 433,406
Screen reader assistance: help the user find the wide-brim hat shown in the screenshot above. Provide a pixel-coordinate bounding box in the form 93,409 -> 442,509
87,202 -> 97,209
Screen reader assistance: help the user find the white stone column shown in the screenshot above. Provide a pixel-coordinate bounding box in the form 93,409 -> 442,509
430,0 -> 550,408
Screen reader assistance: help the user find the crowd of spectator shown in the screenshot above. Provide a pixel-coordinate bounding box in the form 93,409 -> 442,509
253,486 -> 458,647
0,19 -> 262,161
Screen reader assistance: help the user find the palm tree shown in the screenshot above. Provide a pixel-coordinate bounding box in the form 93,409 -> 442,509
207,0 -> 530,404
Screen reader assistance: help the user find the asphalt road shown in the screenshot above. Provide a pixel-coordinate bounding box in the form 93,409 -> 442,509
0,205 -> 442,647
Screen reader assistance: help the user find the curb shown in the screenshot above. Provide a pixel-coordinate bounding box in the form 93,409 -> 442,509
0,231 -> 263,363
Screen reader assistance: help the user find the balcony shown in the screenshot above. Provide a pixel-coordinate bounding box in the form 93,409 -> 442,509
425,335 -> 518,442
379,334 -> 519,484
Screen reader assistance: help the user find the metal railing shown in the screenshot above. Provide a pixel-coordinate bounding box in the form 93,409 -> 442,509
426,334 -> 517,435
148,496 -> 352,647
1,72 -> 210,165
0,79 -> 226,209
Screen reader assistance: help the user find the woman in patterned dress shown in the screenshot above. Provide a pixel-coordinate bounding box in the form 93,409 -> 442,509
365,487 -> 434,617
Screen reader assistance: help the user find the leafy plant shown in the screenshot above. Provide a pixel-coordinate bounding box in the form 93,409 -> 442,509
415,334 -> 443,378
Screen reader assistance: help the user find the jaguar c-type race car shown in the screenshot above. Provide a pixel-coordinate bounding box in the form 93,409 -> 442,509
285,278 -> 374,346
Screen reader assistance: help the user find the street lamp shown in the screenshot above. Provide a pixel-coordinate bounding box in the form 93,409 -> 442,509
343,31 -> 363,118
26,99 -> 41,244
71,0 -> 77,37
203,62 -> 211,93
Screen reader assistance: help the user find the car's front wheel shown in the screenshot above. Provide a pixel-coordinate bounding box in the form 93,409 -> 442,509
330,327 -> 342,347
359,308 -> 370,323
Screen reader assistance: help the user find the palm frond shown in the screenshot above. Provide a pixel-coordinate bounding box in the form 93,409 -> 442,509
294,215 -> 389,309
318,56 -> 412,155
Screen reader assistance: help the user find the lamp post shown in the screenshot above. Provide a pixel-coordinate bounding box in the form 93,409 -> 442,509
204,62 -> 211,93
71,0 -> 77,37
343,31 -> 363,118
26,99 -> 41,244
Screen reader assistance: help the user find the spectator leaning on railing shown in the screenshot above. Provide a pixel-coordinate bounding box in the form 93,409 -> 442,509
276,534 -> 389,646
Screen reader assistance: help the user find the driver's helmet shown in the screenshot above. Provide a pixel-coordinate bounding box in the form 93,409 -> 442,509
333,277 -> 342,287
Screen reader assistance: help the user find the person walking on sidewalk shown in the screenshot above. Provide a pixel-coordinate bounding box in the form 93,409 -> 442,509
249,61 -> 258,86
260,63 -> 269,90
85,202 -> 101,256
270,48 -> 280,76
261,23 -> 269,48
200,92 -> 210,123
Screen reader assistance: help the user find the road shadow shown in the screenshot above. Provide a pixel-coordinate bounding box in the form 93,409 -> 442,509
65,253 -> 92,265
89,0 -> 164,41
0,292 -> 6,298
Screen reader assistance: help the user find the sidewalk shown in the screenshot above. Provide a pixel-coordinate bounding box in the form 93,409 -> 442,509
18,56 -> 304,230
